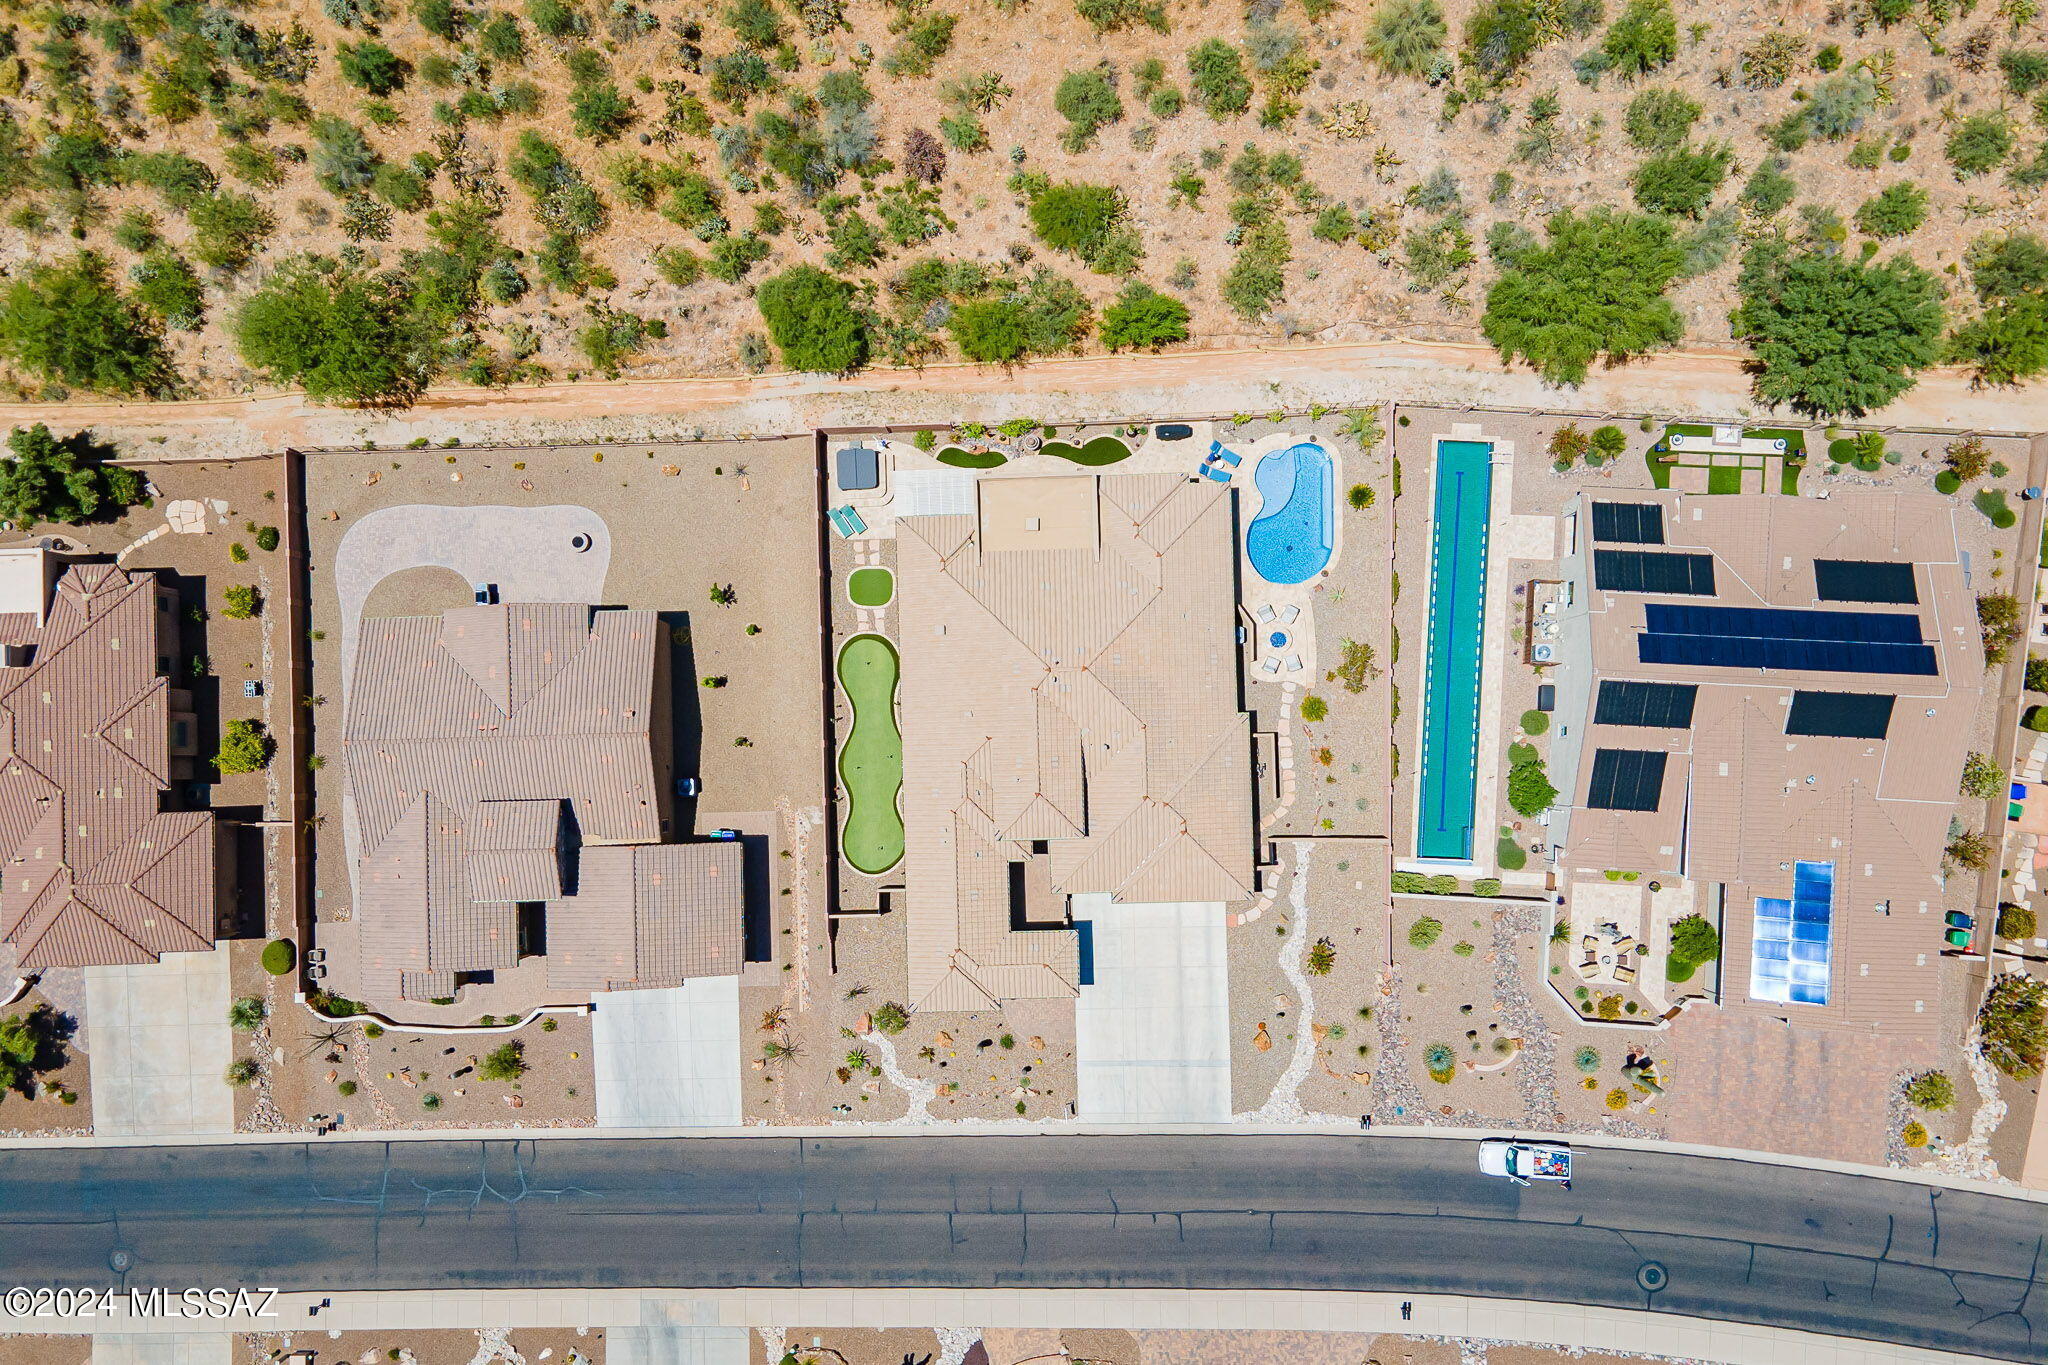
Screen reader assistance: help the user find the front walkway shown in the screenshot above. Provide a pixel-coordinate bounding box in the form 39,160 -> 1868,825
608,1302 -> 751,1365
92,1334 -> 231,1365
1073,898 -> 1231,1122
592,977 -> 742,1128
83,951 -> 233,1139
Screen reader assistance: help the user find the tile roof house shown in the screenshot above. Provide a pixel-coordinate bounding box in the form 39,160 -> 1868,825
343,602 -> 742,1004
893,472 -> 1256,1011
1549,491 -> 1980,1038
0,551 -> 218,970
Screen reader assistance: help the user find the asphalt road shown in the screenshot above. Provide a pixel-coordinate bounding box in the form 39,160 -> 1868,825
0,1135 -> 2040,1360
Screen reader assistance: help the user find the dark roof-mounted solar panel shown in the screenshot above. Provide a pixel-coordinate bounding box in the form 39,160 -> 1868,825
1814,559 -> 1918,605
1785,690 -> 1895,739
1595,680 -> 1698,729
1591,502 -> 1665,545
1594,549 -> 1715,596
1587,748 -> 1668,811
1636,603 -> 1937,676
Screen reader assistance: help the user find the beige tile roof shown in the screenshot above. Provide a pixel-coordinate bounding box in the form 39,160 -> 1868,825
895,473 -> 1254,1010
1559,492 -> 1976,1038
344,603 -> 737,1004
0,563 -> 216,969
547,842 -> 743,991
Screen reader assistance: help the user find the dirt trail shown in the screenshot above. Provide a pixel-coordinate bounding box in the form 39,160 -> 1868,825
6,339 -> 2039,459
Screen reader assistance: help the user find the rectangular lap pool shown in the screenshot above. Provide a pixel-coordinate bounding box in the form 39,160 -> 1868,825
1416,439 -> 1495,862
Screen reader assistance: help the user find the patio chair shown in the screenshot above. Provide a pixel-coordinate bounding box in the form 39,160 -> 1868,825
1280,604 -> 1300,624
1256,604 -> 1277,624
1259,658 -> 1281,675
1614,964 -> 1637,984
1611,936 -> 1636,954
1575,958 -> 1600,979
1285,655 -> 1304,672
1582,934 -> 1599,955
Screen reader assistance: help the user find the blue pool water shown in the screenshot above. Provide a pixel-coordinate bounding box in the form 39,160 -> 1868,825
1416,439 -> 1495,862
1246,443 -> 1334,584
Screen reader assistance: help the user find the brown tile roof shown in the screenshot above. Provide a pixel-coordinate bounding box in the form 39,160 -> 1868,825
895,473 -> 1254,1010
1557,492 -> 1976,1038
0,561 -> 216,969
344,603 -> 738,1005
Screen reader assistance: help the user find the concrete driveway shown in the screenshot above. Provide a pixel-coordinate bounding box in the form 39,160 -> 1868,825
82,951 -> 234,1139
1073,898 -> 1231,1122
591,976 -> 741,1128
608,1302 -> 750,1365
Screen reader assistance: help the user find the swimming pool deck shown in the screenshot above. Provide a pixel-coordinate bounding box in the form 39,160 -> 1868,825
1409,428 -> 1516,872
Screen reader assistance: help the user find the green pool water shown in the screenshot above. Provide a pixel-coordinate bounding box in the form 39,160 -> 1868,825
848,566 -> 894,607
836,633 -> 904,875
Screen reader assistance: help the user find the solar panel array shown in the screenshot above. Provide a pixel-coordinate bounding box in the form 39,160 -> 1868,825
1785,690 -> 1895,739
1750,860 -> 1835,1007
1814,559 -> 1918,605
1594,549 -> 1715,595
1594,680 -> 1697,728
1591,502 -> 1665,545
1637,603 -> 1937,676
1586,748 -> 1668,811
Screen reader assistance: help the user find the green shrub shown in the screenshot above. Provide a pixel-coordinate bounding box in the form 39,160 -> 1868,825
0,253 -> 175,397
1946,113 -> 2013,178
224,1059 -> 260,1087
1979,973 -> 2046,1078
338,40 -> 409,94
1632,143 -> 1732,217
1481,208 -> 1684,385
1187,39 -> 1252,116
1961,751 -> 2005,799
1998,904 -> 2038,940
2028,657 -> 2048,694
1028,182 -> 1124,262
1407,916 -> 1444,947
1423,1041 -> 1456,1080
873,1001 -> 910,1033
756,266 -> 869,373
1426,873 -> 1458,895
222,585 -> 260,619
1054,69 -> 1123,151
1099,283 -> 1189,350
235,260 -> 434,407
479,1040 -> 528,1081
1364,0 -> 1446,78
1854,181 -> 1927,239
0,424 -> 147,529
1624,87 -> 1701,150
1602,0 -> 1677,78
1573,1045 -> 1601,1073
216,718 -> 275,775
1472,878 -> 1501,896
1520,709 -> 1548,734
1669,914 -> 1719,968
229,996 -> 266,1031
1300,694 -> 1329,722
1731,243 -> 1944,417
1506,750 -> 1558,817
261,939 -> 296,975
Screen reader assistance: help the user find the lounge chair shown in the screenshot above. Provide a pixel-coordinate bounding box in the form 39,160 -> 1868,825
1582,935 -> 1599,955
1202,464 -> 1231,483
1215,449 -> 1242,467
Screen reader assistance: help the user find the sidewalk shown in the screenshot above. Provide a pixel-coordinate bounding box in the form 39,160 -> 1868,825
10,1287 -> 2020,1365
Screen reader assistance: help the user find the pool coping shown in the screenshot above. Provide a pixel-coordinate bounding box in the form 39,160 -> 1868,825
1408,433 -> 1503,870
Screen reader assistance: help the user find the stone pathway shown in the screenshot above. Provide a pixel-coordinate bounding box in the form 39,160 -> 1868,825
1236,845 -> 1346,1124
1487,904 -> 1563,1128
863,1028 -> 938,1124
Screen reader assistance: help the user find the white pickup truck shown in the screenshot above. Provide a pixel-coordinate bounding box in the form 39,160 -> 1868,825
1478,1138 -> 1572,1188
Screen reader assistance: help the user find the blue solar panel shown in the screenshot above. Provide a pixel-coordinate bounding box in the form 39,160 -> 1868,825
1638,604 -> 1937,676
1750,860 -> 1834,1007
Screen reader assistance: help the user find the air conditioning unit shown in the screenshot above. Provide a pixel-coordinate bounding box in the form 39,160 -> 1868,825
1531,642 -> 1556,662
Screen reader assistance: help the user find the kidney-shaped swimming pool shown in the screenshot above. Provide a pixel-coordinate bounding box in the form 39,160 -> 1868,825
1246,442 -> 1334,585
